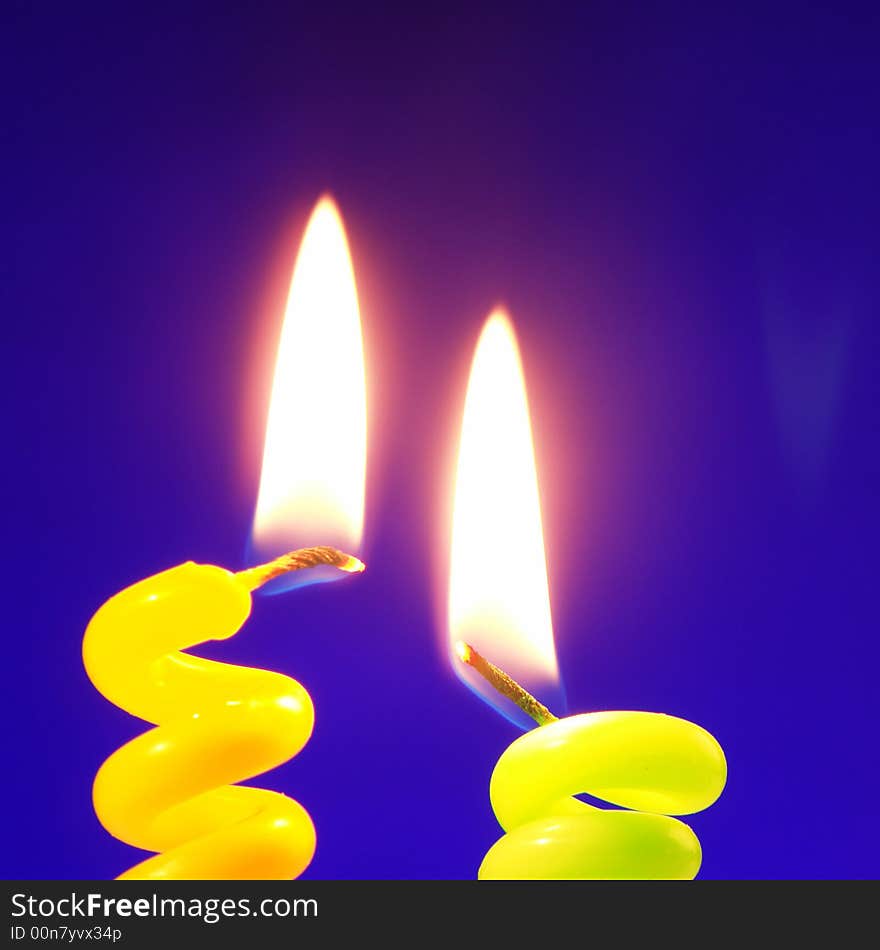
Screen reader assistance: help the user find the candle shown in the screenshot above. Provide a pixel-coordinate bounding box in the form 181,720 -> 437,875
83,546 -> 363,880
83,195 -> 369,879
446,310 -> 727,879
248,195 -> 367,591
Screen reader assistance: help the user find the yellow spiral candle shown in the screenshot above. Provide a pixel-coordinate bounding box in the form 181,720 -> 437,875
83,546 -> 363,880
447,312 -> 728,879
484,712 -> 726,879
458,644 -> 727,880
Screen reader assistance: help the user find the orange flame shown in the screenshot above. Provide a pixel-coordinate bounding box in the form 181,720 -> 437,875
447,309 -> 563,724
250,197 -> 367,588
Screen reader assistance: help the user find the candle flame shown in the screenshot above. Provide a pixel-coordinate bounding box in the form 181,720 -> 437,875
249,196 -> 367,590
447,309 -> 564,726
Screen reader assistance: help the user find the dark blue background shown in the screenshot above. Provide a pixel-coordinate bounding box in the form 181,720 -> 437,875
4,5 -> 878,879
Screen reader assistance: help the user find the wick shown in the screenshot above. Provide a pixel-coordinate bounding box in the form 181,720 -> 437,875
236,546 -> 365,592
455,641 -> 558,726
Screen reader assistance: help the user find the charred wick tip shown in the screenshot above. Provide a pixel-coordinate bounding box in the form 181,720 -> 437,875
455,640 -> 558,727
236,546 -> 365,591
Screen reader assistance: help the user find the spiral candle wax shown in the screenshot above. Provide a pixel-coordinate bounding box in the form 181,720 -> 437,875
83,546 -> 363,880
459,644 -> 727,879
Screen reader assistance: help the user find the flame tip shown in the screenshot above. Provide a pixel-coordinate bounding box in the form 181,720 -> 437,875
485,306 -> 514,330
312,192 -> 341,216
